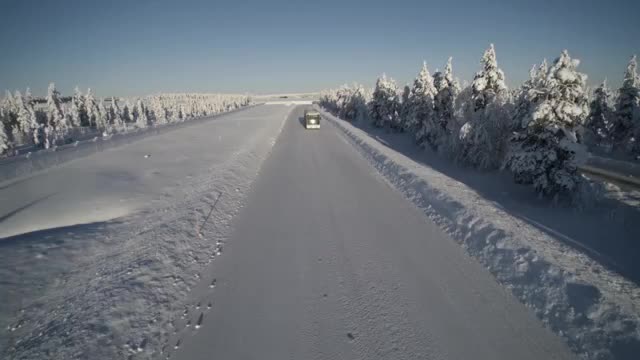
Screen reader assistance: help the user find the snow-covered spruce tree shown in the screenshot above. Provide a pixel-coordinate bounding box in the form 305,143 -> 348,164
134,99 -> 149,128
369,74 -> 400,128
13,91 -> 35,145
512,65 -> 538,131
97,99 -> 110,134
456,44 -> 511,169
122,100 -> 133,124
399,85 -> 412,130
0,111 -> 14,156
2,91 -> 19,137
151,97 -> 169,125
611,55 -> 640,154
504,50 -> 589,199
110,97 -> 126,132
513,60 -> 549,130
430,58 -> 459,152
339,84 -> 369,121
46,83 -> 69,142
410,62 -> 437,144
70,87 -> 87,127
584,79 -> 614,146
85,88 -> 102,128
24,87 -> 33,105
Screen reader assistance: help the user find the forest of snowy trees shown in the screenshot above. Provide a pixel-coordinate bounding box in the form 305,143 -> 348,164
320,46 -> 640,200
0,86 -> 251,157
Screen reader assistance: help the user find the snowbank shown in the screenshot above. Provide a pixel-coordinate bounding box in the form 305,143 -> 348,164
319,107 -> 640,360
583,155 -> 640,184
0,105 -> 256,184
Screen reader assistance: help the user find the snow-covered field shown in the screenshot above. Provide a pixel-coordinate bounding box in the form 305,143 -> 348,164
319,107 -> 640,359
0,105 -> 291,359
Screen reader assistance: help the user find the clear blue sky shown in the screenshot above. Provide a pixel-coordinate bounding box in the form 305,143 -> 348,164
1,0 -> 638,97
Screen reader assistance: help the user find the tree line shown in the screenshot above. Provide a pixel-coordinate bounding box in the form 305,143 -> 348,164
320,46 -> 640,200
0,86 -> 251,156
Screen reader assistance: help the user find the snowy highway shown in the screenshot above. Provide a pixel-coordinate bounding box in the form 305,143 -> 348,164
170,105 -> 575,360
1,104 -> 576,359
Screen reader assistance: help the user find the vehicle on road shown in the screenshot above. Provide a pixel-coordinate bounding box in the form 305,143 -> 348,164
304,110 -> 321,129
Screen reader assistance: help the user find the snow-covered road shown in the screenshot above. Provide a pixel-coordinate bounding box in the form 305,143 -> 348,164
169,106 -> 575,360
0,105 -> 290,359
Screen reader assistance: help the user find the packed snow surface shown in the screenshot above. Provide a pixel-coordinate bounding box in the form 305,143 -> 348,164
169,106 -> 573,360
0,105 -> 290,359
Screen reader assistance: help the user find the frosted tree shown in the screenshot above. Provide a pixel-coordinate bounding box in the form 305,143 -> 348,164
14,91 -> 42,147
399,85 -> 412,129
122,100 -> 133,124
504,50 -> 589,199
70,87 -> 87,127
13,91 -> 33,144
135,99 -> 149,128
410,62 -> 437,144
585,80 -> 614,145
151,97 -> 169,124
430,57 -> 459,152
611,55 -> 640,153
2,91 -> 18,134
97,99 -> 110,133
179,104 -> 187,121
3,91 -> 17,113
330,84 -> 369,121
369,74 -> 400,128
109,97 -> 125,131
456,44 -> 511,169
0,112 -> 13,156
85,88 -> 101,128
46,83 -> 69,140
24,87 -> 33,106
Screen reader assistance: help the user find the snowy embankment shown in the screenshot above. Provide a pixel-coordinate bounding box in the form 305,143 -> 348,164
319,108 -> 640,359
581,155 -> 640,188
1,105 -> 291,359
0,105 -> 256,184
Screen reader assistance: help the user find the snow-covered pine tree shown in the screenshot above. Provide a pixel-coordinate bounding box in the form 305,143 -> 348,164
3,90 -> 17,114
342,84 -> 368,121
369,74 -> 400,128
13,91 -> 33,144
611,55 -> 640,154
399,85 -> 412,130
110,97 -> 126,131
46,83 -> 69,141
179,104 -> 187,121
585,79 -> 614,146
135,99 -> 149,128
505,50 -> 589,199
513,65 -> 538,130
85,88 -> 101,128
70,87 -> 86,127
152,97 -> 169,124
2,91 -> 19,135
0,111 -> 13,156
353,84 -> 370,122
97,98 -> 110,134
122,100 -> 132,124
24,87 -> 33,106
411,62 -> 437,145
24,94 -> 46,147
456,44 -> 511,169
430,57 -> 459,152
